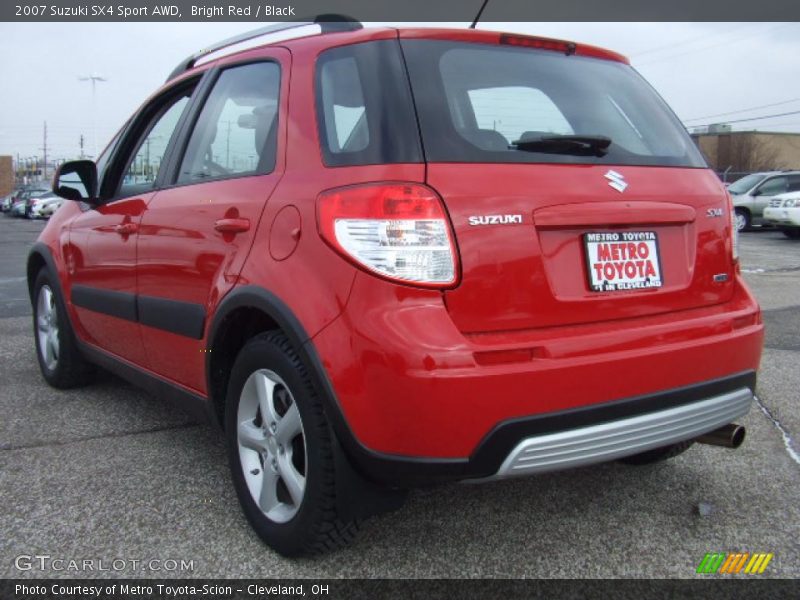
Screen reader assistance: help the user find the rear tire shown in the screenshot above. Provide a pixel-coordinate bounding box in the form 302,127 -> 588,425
32,270 -> 95,389
734,208 -> 751,232
618,440 -> 694,465
225,331 -> 359,556
781,228 -> 800,239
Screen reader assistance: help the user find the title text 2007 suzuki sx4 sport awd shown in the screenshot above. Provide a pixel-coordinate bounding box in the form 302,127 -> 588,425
30,19 -> 763,556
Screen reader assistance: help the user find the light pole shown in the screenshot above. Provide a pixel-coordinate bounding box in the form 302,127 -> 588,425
78,73 -> 107,159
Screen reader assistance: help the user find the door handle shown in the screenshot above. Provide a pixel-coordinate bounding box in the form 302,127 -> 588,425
214,218 -> 250,234
113,223 -> 138,235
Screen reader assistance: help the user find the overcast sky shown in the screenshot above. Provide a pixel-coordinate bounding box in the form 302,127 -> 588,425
2,21 -> 800,160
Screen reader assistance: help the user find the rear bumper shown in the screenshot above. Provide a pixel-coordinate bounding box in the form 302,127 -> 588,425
309,367 -> 756,487
309,274 -> 763,485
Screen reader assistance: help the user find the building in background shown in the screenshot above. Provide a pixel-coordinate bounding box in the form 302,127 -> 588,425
691,128 -> 800,180
0,156 -> 14,196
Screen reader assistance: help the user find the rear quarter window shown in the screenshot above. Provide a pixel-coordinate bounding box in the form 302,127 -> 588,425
315,40 -> 422,167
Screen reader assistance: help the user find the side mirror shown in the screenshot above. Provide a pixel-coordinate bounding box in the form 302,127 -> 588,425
52,160 -> 98,203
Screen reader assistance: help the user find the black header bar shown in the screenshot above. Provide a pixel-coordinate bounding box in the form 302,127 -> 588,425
4,0 -> 800,22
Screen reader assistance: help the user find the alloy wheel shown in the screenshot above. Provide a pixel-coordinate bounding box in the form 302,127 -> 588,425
237,369 -> 307,523
36,285 -> 59,371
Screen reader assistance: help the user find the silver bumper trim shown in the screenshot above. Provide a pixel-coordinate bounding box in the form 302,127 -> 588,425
487,387 -> 753,480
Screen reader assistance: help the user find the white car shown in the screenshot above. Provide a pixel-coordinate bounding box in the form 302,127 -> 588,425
763,191 -> 800,239
28,194 -> 62,219
728,171 -> 800,231
38,197 -> 64,218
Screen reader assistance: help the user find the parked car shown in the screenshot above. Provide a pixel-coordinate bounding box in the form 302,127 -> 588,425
25,191 -> 58,218
7,188 -> 49,217
4,190 -> 24,213
763,191 -> 800,238
10,198 -> 28,217
39,197 -> 64,219
1,191 -> 21,212
29,195 -> 63,219
728,171 -> 800,231
30,19 -> 763,556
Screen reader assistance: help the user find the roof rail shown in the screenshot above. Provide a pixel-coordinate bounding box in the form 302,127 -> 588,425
166,14 -> 362,82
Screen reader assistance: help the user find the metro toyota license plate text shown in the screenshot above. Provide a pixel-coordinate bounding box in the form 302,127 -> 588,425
584,231 -> 663,292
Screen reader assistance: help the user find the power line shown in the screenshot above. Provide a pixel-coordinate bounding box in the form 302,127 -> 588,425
636,23 -> 790,66
739,122 -> 800,129
689,109 -> 800,129
683,97 -> 800,123
630,23 -> 756,58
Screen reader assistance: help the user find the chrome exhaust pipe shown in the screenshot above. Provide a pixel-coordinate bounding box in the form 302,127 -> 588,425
696,424 -> 746,449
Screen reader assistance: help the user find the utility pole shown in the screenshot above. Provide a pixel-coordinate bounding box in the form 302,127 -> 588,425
226,120 -> 231,169
41,121 -> 49,180
78,73 -> 107,158
145,138 -> 151,180
79,134 -> 85,158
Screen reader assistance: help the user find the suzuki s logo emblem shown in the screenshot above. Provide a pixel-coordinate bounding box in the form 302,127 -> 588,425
604,170 -> 628,193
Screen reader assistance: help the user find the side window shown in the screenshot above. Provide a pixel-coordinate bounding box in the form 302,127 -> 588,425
787,175 -> 800,192
118,93 -> 191,198
756,176 -> 787,196
177,62 -> 280,184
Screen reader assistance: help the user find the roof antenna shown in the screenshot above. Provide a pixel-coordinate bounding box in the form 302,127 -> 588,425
470,0 -> 489,29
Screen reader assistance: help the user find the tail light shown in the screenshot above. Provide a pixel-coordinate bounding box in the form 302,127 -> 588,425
727,191 -> 739,263
317,183 -> 459,288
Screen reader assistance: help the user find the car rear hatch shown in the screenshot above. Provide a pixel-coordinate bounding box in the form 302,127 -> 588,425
400,31 -> 734,332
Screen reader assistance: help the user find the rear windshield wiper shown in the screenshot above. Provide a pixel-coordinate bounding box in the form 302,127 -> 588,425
511,134 -> 612,157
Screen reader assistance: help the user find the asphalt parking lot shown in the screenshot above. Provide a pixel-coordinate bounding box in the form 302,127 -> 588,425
0,215 -> 798,579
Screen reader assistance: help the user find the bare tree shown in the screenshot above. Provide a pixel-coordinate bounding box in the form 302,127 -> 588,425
719,135 -> 783,172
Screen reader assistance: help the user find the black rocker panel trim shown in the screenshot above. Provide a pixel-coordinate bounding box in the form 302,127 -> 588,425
69,284 -> 205,340
138,295 -> 206,340
77,338 -> 213,423
71,284 -> 138,322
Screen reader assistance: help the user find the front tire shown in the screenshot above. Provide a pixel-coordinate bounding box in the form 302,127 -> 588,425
32,270 -> 95,389
734,208 -> 751,232
225,331 -> 358,556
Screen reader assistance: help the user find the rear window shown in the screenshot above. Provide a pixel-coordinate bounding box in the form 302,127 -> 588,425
316,40 -> 422,167
401,40 -> 706,168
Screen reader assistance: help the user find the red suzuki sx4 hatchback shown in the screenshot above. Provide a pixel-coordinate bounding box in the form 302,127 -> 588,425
29,19 -> 764,556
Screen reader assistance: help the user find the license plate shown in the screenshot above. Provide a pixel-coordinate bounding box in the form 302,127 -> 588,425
584,231 -> 663,292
